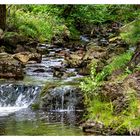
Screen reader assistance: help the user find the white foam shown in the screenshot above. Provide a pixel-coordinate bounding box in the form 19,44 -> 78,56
0,107 -> 27,116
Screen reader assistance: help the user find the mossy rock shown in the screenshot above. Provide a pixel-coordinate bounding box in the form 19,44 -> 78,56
2,32 -> 28,53
40,82 -> 60,97
31,103 -> 40,110
4,32 -> 27,46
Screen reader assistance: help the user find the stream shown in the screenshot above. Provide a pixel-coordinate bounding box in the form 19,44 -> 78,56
0,44 -> 84,135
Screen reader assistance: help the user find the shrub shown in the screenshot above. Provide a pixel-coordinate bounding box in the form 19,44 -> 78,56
120,20 -> 140,45
7,7 -> 65,42
80,51 -> 133,95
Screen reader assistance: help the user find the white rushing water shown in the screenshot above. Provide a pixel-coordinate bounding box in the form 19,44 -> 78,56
0,107 -> 27,116
0,84 -> 41,116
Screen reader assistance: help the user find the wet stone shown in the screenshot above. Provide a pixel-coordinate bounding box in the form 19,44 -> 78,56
0,53 -> 24,79
41,86 -> 84,111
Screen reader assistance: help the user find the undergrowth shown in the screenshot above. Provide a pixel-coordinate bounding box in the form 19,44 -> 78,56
6,5 -> 140,42
80,51 -> 133,95
7,8 -> 65,42
80,51 -> 140,134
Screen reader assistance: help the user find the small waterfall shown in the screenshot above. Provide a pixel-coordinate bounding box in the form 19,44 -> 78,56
0,84 -> 41,116
61,93 -> 64,110
52,86 -> 75,112
42,86 -> 84,112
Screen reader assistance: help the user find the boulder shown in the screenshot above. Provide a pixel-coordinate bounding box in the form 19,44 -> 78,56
2,32 -> 39,54
109,36 -> 121,43
2,32 -> 27,53
53,66 -> 65,78
64,72 -> 77,78
51,36 -> 63,46
24,41 -> 39,53
3,32 -> 27,47
100,71 -> 140,115
14,44 -> 26,53
41,85 -> 84,111
101,82 -> 124,102
82,119 -> 131,135
36,45 -> 49,54
64,43 -> 108,75
13,52 -> 42,64
77,44 -> 108,75
51,25 -> 70,46
79,58 -> 106,75
98,38 -> 109,46
65,53 -> 83,68
82,70 -> 140,135
0,53 -> 24,79
82,120 -> 108,135
84,43 -> 108,60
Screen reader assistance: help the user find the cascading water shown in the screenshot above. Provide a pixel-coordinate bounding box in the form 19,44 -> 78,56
41,85 -> 84,112
0,84 -> 41,116
0,44 -> 84,135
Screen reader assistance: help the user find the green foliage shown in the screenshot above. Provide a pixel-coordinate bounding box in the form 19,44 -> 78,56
7,5 -> 140,42
88,94 -> 138,127
31,103 -> 40,110
80,50 -> 140,134
4,31 -> 19,38
117,90 -> 139,132
106,5 -> 140,23
59,5 -> 140,25
121,20 -> 140,45
133,65 -> 140,72
125,66 -> 133,74
88,97 -> 114,125
80,51 -> 134,132
84,86 -> 140,134
100,51 -> 132,78
80,51 -> 133,95
7,6 -> 65,42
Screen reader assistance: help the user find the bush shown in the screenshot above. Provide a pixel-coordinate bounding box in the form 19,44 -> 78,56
121,20 -> 140,45
7,7 -> 65,42
80,51 -> 133,95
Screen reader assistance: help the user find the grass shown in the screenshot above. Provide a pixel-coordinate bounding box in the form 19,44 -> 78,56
80,50 -> 140,134
85,88 -> 140,135
88,97 -> 114,125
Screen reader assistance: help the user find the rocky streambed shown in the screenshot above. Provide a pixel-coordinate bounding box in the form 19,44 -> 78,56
0,41 -> 87,135
0,21 -> 136,135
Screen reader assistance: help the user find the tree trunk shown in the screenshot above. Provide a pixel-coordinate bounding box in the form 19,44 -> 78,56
128,43 -> 140,70
0,5 -> 6,30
